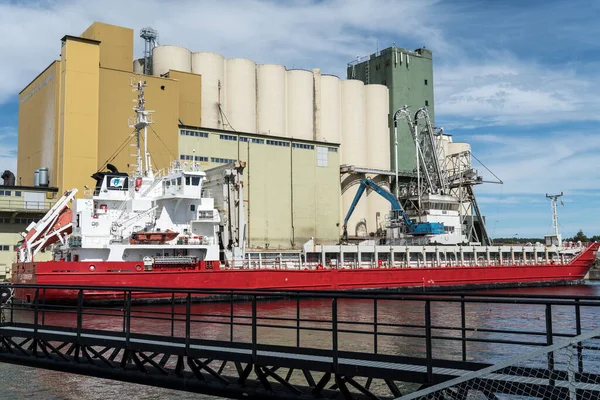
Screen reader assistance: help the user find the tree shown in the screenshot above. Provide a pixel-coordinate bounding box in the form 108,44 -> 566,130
570,230 -> 588,242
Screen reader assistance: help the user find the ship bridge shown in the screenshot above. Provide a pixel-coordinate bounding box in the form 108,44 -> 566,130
159,161 -> 208,200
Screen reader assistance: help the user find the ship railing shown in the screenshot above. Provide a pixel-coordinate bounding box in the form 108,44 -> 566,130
258,258 -> 571,271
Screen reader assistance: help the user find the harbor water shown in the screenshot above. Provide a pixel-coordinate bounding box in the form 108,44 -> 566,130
2,282 -> 600,400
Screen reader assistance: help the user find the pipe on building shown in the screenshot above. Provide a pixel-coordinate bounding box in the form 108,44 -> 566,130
290,143 -> 295,247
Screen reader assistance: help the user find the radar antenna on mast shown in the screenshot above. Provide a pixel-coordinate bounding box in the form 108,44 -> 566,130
546,192 -> 564,246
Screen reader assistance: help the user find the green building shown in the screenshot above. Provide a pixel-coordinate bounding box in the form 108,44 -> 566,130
347,46 -> 434,173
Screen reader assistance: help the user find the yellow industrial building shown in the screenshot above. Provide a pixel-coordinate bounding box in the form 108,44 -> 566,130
16,22 -> 346,249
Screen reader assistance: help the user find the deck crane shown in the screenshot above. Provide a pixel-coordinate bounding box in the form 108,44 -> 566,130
342,178 -> 443,241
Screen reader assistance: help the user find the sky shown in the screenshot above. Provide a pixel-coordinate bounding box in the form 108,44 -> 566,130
0,0 -> 598,238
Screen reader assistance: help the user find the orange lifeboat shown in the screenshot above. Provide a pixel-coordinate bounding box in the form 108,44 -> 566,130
20,208 -> 73,250
130,230 -> 178,244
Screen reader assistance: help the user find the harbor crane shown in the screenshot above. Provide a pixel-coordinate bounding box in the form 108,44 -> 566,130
342,178 -> 443,241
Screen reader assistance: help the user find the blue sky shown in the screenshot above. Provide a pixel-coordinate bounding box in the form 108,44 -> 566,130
1,0 -> 598,238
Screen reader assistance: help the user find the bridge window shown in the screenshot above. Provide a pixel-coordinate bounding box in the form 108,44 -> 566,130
1,245 -> 9,251
185,176 -> 191,185
190,204 -> 196,212
220,134 -> 237,141
192,177 -> 201,186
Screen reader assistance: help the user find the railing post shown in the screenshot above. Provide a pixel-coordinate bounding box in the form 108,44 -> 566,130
373,298 -> 378,354
122,290 -> 127,333
41,288 -> 47,326
170,292 -> 175,337
545,303 -> 555,384
76,289 -> 83,343
125,291 -> 132,347
10,285 -> 14,323
575,299 -> 583,374
425,300 -> 433,383
296,296 -> 300,348
185,292 -> 191,355
332,297 -> 338,373
252,295 -> 257,363
461,295 -> 467,362
33,288 -> 39,355
230,292 -> 234,342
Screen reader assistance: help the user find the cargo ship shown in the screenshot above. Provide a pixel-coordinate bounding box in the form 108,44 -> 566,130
10,81 -> 599,303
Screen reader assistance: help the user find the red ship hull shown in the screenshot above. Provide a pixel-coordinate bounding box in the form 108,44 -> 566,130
11,243 -> 599,303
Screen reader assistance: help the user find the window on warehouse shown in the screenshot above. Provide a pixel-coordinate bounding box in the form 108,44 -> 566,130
317,146 -> 328,167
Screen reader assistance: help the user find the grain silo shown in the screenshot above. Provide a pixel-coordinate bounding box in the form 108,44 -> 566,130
151,45 -> 191,76
319,75 -> 341,144
340,79 -> 367,237
256,64 -> 287,137
224,58 -> 257,133
365,84 -> 391,234
133,58 -> 144,74
286,70 -> 314,140
191,52 -> 225,129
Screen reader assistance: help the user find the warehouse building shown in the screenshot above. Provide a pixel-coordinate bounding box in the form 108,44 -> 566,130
17,22 -> 400,249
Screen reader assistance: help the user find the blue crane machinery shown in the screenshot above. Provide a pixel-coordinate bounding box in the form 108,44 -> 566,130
342,178 -> 444,241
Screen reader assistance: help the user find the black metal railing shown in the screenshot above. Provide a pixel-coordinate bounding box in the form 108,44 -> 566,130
2,284 -> 600,382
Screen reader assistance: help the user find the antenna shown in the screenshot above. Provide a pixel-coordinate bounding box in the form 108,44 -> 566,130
140,27 -> 159,75
546,192 -> 564,237
129,77 -> 155,178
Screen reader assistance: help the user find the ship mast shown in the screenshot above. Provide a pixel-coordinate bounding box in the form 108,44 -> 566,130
546,192 -> 563,238
130,78 -> 154,178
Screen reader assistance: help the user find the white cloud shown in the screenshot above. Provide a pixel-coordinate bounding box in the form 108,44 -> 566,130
435,56 -> 600,127
465,130 -> 600,196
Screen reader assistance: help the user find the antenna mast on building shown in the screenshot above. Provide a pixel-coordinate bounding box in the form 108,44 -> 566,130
140,27 -> 158,75
546,192 -> 564,237
129,78 -> 154,178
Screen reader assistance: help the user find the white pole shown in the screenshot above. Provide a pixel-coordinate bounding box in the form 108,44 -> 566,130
415,125 -> 421,216
394,121 -> 399,198
143,125 -> 149,176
